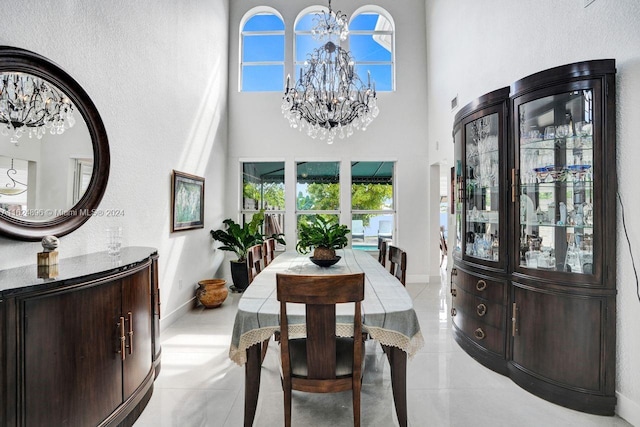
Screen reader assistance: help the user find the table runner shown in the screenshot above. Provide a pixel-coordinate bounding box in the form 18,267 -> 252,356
229,249 -> 424,365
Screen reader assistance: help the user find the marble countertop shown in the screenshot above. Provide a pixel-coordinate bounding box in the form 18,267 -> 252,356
0,246 -> 157,297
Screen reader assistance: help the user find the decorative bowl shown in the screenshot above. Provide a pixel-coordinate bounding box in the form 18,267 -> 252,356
309,256 -> 341,267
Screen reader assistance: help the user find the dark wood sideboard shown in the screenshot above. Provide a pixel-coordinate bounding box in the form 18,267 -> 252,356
0,247 -> 161,427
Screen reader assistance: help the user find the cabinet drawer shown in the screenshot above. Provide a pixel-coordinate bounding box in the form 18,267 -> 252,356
451,285 -> 505,330
452,308 -> 505,355
453,268 -> 505,303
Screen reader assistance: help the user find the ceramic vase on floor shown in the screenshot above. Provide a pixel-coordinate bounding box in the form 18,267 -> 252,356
196,279 -> 228,308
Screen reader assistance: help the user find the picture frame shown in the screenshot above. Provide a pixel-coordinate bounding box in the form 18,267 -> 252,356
171,170 -> 205,232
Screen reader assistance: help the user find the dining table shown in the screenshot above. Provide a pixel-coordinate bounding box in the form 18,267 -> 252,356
229,249 -> 424,427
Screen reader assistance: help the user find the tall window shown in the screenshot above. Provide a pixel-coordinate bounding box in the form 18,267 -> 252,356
296,161 -> 340,232
349,8 -> 395,92
241,162 -> 285,244
240,9 -> 285,92
351,161 -> 395,251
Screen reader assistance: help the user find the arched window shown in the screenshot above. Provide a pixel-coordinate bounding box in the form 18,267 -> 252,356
293,5 -> 331,84
349,7 -> 395,92
239,8 -> 285,92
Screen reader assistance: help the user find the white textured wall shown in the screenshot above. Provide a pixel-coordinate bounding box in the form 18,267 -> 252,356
0,0 -> 230,325
228,0 -> 432,282
426,0 -> 640,423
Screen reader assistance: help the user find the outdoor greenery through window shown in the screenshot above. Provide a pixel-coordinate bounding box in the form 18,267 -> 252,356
240,10 -> 285,92
242,162 -> 285,247
351,161 -> 394,251
296,161 -> 340,235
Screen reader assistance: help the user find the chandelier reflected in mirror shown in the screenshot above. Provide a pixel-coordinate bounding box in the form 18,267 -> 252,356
281,0 -> 379,144
0,72 -> 76,145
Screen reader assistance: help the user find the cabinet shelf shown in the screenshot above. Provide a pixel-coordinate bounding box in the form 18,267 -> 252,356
520,135 -> 593,150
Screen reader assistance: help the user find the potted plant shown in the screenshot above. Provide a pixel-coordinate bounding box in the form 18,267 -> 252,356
210,212 -> 285,291
296,216 -> 350,261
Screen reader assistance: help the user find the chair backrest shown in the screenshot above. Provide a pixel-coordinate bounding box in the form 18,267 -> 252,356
247,244 -> 263,284
276,273 -> 365,381
378,240 -> 388,267
387,245 -> 407,286
263,238 -> 276,267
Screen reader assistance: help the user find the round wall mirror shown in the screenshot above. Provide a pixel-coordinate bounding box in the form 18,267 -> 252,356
0,46 -> 109,241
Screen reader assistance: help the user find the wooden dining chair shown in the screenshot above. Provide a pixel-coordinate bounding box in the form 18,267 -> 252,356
276,273 -> 366,427
263,238 -> 276,267
247,244 -> 263,284
387,245 -> 407,286
378,239 -> 388,267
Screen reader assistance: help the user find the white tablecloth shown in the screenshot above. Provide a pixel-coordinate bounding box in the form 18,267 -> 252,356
229,249 -> 424,365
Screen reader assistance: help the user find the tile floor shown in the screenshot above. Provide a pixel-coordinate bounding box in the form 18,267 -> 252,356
134,261 -> 631,427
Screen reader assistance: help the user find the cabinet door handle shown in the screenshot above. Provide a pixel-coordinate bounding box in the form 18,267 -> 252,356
476,280 -> 487,291
512,302 -> 519,337
118,316 -> 126,361
474,328 -> 486,340
451,308 -> 457,317
127,312 -> 134,355
476,303 -> 487,317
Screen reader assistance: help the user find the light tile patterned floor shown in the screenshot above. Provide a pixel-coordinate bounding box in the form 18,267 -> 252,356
134,260 -> 631,426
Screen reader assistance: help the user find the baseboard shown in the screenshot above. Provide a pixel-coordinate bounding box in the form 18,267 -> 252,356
159,296 -> 196,332
616,391 -> 640,426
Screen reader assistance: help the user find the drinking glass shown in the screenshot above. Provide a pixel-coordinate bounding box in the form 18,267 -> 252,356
106,226 -> 122,256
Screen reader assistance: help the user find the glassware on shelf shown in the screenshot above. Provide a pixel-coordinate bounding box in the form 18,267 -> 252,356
544,126 -> 555,140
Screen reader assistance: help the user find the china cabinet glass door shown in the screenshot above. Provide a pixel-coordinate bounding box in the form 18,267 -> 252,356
517,88 -> 595,274
464,112 -> 500,262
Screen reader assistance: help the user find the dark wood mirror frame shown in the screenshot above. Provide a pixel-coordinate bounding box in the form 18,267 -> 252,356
0,46 -> 109,241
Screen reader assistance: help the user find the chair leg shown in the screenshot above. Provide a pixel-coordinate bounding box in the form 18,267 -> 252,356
284,384 -> 292,427
353,382 -> 361,427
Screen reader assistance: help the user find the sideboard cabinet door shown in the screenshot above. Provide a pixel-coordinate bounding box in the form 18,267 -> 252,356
23,280 -> 123,426
122,268 -> 153,399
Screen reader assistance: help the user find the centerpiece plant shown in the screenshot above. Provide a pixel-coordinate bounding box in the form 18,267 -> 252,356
296,215 -> 350,260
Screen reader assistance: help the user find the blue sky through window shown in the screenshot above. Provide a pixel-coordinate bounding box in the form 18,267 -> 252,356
241,9 -> 393,92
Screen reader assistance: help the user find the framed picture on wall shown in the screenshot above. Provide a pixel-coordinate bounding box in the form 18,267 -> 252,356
171,170 -> 205,232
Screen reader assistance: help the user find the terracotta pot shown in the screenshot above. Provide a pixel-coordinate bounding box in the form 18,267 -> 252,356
196,279 -> 228,308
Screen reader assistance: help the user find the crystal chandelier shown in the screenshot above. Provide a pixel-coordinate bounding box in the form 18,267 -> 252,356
281,0 -> 379,144
0,72 -> 76,145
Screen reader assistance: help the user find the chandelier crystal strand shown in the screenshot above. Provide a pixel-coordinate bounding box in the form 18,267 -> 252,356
0,73 -> 76,145
282,0 -> 378,144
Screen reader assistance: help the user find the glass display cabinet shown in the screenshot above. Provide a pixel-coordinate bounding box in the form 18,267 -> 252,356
516,88 -> 597,277
452,60 -> 617,415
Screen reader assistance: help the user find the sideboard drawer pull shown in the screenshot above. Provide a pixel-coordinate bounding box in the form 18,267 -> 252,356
474,328 -> 486,340
476,280 -> 487,291
476,303 -> 487,317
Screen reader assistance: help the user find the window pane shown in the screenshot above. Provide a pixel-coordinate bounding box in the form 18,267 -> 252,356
295,12 -> 322,31
350,34 -> 391,62
243,34 -> 284,62
350,13 -> 386,30
355,64 -> 392,92
295,34 -> 325,62
244,14 -> 285,31
243,162 -> 285,211
242,65 -> 284,92
352,213 -> 394,250
296,161 -> 340,211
